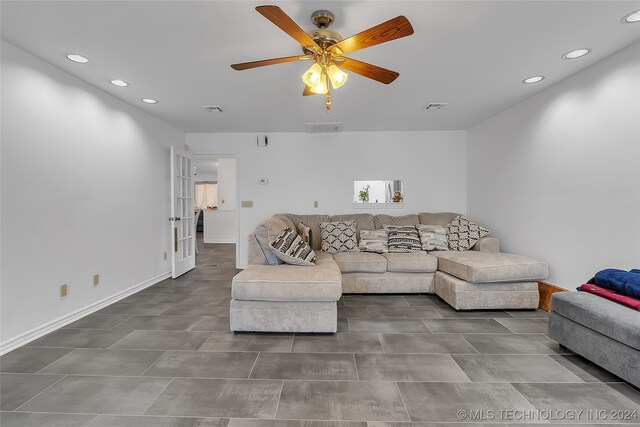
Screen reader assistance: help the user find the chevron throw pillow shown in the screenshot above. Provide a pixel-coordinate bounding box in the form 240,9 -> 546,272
445,215 -> 490,251
319,220 -> 358,253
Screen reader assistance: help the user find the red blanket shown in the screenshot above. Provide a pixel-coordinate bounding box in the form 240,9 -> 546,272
578,284 -> 640,311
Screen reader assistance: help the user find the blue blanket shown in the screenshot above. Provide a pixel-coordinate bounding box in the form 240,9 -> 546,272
588,269 -> 640,299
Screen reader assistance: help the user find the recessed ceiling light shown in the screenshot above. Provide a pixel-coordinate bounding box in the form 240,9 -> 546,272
562,48 -> 590,59
66,54 -> 90,64
522,76 -> 544,84
141,98 -> 157,104
621,9 -> 640,23
110,79 -> 129,87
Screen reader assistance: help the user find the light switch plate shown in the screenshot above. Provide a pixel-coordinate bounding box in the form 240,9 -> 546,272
241,200 -> 254,208
60,283 -> 68,297
93,274 -> 99,286
314,201 -> 319,208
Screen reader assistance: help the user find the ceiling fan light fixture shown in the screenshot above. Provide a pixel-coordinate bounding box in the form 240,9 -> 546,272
302,62 -> 323,87
327,64 -> 348,89
310,73 -> 329,94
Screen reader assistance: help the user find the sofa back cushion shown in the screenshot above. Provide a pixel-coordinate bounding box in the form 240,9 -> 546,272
254,217 -> 291,265
275,214 -> 331,251
331,214 -> 374,241
418,212 -> 459,226
374,214 -> 419,229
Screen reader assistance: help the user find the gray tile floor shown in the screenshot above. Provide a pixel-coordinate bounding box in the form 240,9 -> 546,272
2,242 -> 639,426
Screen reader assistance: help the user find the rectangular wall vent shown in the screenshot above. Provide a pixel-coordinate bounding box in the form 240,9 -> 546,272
305,122 -> 342,133
424,103 -> 448,110
202,105 -> 223,112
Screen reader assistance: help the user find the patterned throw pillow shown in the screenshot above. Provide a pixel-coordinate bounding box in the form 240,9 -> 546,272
359,229 -> 389,253
385,225 -> 422,253
445,215 -> 490,251
416,224 -> 448,251
269,227 -> 317,265
319,220 -> 358,253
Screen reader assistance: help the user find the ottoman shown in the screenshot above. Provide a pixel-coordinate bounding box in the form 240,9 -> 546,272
230,253 -> 342,333
549,291 -> 640,387
433,251 -> 549,310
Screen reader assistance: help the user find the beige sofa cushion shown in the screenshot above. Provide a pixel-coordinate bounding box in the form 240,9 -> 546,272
232,253 -> 341,302
382,253 -> 437,273
254,217 -> 290,265
333,252 -> 387,274
418,212 -> 459,226
433,251 -> 549,283
374,214 -> 419,229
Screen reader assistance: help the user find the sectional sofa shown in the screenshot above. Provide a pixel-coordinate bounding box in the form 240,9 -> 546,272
232,212 -> 549,333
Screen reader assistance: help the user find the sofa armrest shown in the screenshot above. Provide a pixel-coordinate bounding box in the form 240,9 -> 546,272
471,236 -> 500,253
248,234 -> 269,265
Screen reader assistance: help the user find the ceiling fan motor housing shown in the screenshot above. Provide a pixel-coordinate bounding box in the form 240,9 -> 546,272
311,10 -> 334,28
303,11 -> 342,54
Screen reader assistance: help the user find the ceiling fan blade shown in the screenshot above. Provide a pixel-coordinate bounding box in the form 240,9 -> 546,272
329,16 -> 414,55
339,57 -> 399,84
256,5 -> 321,52
231,55 -> 311,71
303,85 -> 319,96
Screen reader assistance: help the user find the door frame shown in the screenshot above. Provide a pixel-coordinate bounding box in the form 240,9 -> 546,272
193,153 -> 240,268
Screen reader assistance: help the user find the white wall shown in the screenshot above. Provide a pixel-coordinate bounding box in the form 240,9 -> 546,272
203,210 -> 237,244
217,158 -> 237,211
186,131 -> 468,267
1,40 -> 184,350
195,173 -> 217,182
468,42 -> 640,289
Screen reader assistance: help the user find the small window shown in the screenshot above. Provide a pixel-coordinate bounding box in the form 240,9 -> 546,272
353,180 -> 403,204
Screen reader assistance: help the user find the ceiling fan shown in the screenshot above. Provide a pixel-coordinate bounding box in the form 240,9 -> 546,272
231,5 -> 414,112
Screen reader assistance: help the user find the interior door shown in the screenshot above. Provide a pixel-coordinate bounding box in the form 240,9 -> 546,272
170,146 -> 196,278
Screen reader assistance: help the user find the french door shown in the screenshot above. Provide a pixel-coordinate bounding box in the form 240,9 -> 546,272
170,146 -> 196,278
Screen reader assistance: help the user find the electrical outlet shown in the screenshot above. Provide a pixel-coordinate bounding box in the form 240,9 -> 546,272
163,252 -> 167,261
60,283 -> 68,297
93,274 -> 99,286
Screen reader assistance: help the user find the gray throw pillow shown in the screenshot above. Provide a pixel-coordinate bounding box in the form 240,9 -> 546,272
319,220 -> 358,253
359,229 -> 389,253
416,224 -> 448,251
385,225 -> 422,253
445,215 -> 490,251
270,227 -> 317,266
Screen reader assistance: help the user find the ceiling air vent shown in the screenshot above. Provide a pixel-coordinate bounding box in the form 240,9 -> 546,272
305,122 -> 342,133
424,103 -> 448,110
202,105 -> 223,113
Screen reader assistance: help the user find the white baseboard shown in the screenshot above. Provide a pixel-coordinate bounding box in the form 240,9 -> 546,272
0,271 -> 171,355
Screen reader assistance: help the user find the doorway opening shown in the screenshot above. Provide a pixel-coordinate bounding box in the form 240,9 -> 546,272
193,155 -> 237,257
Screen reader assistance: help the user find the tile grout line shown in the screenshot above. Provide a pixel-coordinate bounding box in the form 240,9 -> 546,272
139,351 -> 169,377
247,352 -> 260,379
394,380 -> 412,422
353,353 -> 360,381
272,379 -> 285,420
13,374 -> 68,411
140,377 -> 175,416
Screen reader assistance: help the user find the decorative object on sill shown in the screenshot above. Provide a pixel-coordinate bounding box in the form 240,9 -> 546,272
358,185 -> 371,203
392,191 -> 403,203
231,5 -> 414,113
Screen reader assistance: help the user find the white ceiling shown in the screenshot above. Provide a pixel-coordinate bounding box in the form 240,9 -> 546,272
2,1 -> 639,132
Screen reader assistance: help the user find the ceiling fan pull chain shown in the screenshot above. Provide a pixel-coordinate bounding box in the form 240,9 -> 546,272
326,91 -> 331,113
